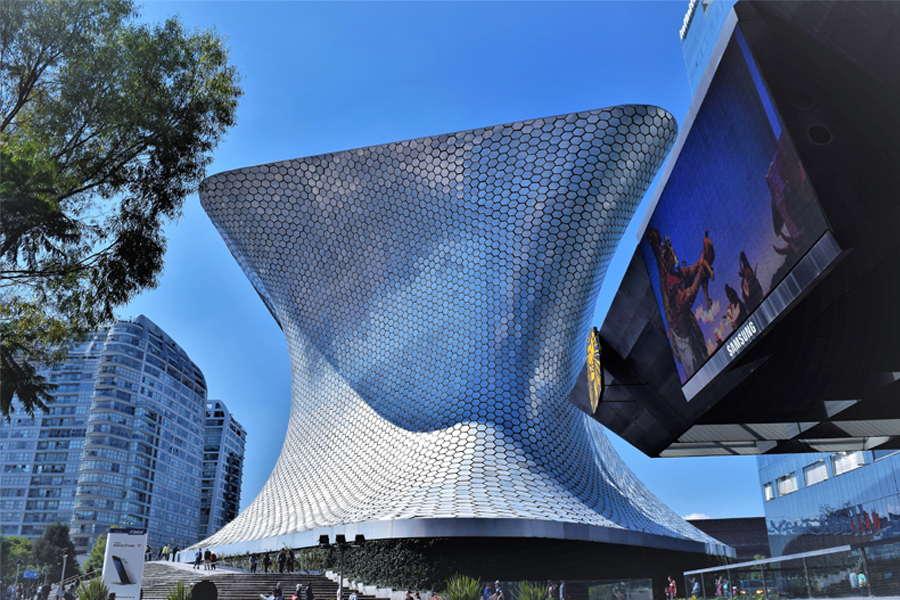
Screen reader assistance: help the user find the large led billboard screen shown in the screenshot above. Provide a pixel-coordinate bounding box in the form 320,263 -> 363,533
639,29 -> 830,387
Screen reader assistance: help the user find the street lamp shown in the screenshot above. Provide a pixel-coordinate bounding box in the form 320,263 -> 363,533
15,559 -> 24,591
59,551 -> 69,594
319,535 -> 365,600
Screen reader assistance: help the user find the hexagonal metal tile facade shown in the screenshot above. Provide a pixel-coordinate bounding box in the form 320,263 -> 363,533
197,106 -> 720,551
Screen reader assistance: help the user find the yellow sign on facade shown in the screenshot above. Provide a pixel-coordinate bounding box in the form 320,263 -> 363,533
586,327 -> 603,413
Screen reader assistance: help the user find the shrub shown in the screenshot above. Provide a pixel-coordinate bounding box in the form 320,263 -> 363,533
75,578 -> 109,600
165,581 -> 192,600
443,574 -> 481,600
514,582 -> 544,600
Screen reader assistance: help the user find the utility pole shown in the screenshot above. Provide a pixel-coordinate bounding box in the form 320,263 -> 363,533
59,552 -> 68,594
15,559 -> 24,591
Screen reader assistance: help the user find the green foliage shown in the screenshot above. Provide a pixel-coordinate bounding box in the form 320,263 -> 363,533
0,0 -> 242,419
443,574 -> 482,600
82,533 -> 107,575
165,581 -> 192,600
31,522 -> 78,581
295,547 -> 328,572
0,535 -> 37,579
76,577 -> 109,600
513,582 -> 544,600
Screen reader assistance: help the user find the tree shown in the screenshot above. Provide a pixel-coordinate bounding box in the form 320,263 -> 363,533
0,0 -> 242,418
0,535 -> 36,579
82,532 -> 107,575
31,522 -> 78,581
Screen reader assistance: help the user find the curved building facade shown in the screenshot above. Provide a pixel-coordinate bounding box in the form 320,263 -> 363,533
197,106 -> 730,557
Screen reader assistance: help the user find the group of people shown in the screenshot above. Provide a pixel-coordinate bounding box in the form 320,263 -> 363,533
193,549 -> 219,570
249,549 -> 296,574
481,580 -> 567,600
146,544 -> 181,562
266,582 -> 313,600
1,581 -> 80,600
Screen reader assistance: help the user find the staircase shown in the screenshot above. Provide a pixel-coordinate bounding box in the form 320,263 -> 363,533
140,562 -> 389,600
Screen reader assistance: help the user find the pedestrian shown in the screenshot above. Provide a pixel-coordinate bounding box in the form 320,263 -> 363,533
349,592 -> 358,600
287,550 -> 295,573
250,553 -> 258,574
558,581 -> 566,600
277,549 -> 286,574
482,583 -> 492,600
210,552 -> 217,570
272,584 -> 284,600
263,554 -> 272,574
145,545 -> 152,562
691,578 -> 700,599
204,548 -> 212,571
490,582 -> 504,600
194,549 -> 202,570
293,585 -> 302,600
305,584 -> 313,600
172,546 -> 179,562
666,577 -> 676,600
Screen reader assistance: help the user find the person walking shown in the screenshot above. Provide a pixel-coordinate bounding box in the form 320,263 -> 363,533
263,554 -> 272,574
304,584 -> 313,600
287,550 -> 295,573
194,549 -> 202,570
250,554 -> 258,574
203,548 -> 212,571
277,550 -> 286,574
558,581 -> 567,600
666,577 -> 676,600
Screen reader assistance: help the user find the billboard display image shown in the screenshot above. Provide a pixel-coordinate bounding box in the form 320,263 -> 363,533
102,528 -> 147,600
640,29 -> 829,385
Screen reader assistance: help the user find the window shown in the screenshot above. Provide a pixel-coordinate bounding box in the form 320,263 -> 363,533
764,482 -> 775,501
776,473 -> 798,496
804,460 -> 828,487
874,449 -> 900,461
832,451 -> 865,476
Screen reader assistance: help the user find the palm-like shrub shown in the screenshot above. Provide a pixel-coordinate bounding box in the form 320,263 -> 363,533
514,582 -> 545,600
75,578 -> 109,600
165,581 -> 192,600
444,574 -> 482,600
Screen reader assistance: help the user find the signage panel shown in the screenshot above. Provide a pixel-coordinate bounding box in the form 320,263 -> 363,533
639,26 -> 832,392
102,528 -> 148,600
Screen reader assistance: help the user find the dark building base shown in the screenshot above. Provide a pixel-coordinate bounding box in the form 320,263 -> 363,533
328,537 -> 727,600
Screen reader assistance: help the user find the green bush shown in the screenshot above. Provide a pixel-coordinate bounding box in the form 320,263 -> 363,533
514,582 -> 544,600
443,574 -> 481,600
165,581 -> 192,600
75,578 -> 109,600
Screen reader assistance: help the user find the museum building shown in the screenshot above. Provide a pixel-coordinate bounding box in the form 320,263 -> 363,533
192,104 -> 733,587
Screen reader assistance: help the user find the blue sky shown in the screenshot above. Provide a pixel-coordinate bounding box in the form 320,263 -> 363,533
124,1 -> 764,521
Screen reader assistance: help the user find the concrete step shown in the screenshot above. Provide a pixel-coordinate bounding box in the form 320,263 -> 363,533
140,562 -> 387,600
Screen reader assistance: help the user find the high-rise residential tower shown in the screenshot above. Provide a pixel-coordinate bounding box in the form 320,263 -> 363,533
0,315 -> 207,555
200,400 -> 246,539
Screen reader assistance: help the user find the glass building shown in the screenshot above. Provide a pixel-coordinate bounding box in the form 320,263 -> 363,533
1,315 -> 211,555
679,0 -> 738,94
758,450 -> 900,557
200,400 -> 246,539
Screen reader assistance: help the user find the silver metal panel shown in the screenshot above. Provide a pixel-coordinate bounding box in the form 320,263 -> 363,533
197,106 -> 731,558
